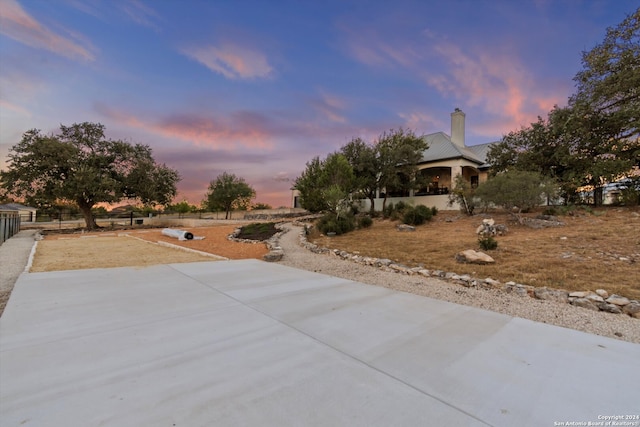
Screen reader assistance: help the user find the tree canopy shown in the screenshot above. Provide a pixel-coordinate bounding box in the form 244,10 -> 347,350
474,170 -> 556,220
374,128 -> 428,215
293,153 -> 354,214
206,172 -> 256,219
487,8 -> 640,205
0,122 -> 180,229
294,128 -> 427,215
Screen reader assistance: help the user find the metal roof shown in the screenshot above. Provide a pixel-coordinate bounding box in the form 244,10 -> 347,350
420,132 -> 496,168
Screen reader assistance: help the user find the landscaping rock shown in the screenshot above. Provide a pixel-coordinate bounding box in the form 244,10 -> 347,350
571,298 -> 600,311
263,249 -> 284,262
606,294 -> 631,306
622,301 -> 640,318
569,291 -> 589,298
396,224 -> 416,232
534,287 -> 569,303
597,302 -> 622,314
595,289 -> 609,298
455,249 -> 495,264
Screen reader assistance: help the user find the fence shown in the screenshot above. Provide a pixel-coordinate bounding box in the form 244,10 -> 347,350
1,210 -> 21,245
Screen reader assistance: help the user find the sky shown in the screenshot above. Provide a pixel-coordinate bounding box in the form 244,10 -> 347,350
0,0 -> 636,208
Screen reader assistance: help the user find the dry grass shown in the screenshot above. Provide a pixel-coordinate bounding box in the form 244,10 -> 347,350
310,207 -> 640,301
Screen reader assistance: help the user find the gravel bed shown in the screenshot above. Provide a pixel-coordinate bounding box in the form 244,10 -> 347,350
276,223 -> 640,344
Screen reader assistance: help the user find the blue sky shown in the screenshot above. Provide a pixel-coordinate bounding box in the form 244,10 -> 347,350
0,0 -> 636,208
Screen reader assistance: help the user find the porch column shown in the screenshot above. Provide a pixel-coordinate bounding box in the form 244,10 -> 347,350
451,165 -> 463,186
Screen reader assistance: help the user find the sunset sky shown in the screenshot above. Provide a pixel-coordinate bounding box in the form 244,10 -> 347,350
0,0 -> 635,208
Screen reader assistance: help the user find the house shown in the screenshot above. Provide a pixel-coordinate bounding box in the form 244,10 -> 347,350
368,109 -> 495,211
0,203 -> 37,222
291,109 -> 496,211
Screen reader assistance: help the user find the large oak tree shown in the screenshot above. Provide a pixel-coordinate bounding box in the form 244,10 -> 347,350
0,122 -> 180,229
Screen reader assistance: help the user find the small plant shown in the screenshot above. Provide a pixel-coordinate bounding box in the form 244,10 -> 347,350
431,206 -> 438,216
357,215 -> 373,228
478,235 -> 498,250
383,202 -> 395,218
402,204 -> 433,226
317,213 -> 356,235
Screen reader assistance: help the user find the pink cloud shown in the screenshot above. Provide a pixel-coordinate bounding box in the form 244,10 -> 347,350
96,104 -> 273,149
309,91 -> 348,124
0,0 -> 95,61
0,99 -> 31,117
181,43 -> 272,79
120,0 -> 161,30
426,41 -> 568,135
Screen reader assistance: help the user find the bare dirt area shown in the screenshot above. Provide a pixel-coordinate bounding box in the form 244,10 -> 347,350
310,207 -> 640,301
32,225 -> 268,272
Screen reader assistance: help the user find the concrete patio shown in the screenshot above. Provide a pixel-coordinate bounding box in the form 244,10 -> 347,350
1,259 -> 638,426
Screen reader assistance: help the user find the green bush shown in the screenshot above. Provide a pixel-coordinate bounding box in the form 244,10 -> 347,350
317,213 -> 356,235
402,204 -> 433,226
395,201 -> 408,213
478,236 -> 498,250
357,215 -> 373,228
431,206 -> 438,216
383,202 -> 394,218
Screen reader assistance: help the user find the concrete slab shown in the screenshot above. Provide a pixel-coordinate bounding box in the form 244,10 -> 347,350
1,259 -> 639,427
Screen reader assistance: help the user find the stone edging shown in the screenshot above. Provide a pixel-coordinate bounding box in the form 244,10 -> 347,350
228,223 -> 287,262
290,221 -> 640,319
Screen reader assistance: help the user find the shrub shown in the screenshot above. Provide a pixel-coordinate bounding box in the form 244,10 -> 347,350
402,204 -> 433,226
317,213 -> 356,235
431,206 -> 438,216
357,215 -> 373,228
395,201 -> 408,213
478,236 -> 498,250
384,202 -> 395,218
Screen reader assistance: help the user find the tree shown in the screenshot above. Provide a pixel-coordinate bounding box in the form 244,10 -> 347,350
447,174 -> 476,215
488,10 -> 640,206
474,170 -> 556,222
167,201 -> 196,218
0,123 -> 180,230
341,137 -> 379,215
572,8 -> 640,142
293,153 -> 355,214
293,156 -> 326,213
206,172 -> 255,219
375,128 -> 428,216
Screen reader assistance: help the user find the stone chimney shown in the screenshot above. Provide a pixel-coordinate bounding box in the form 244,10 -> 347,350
451,108 -> 465,147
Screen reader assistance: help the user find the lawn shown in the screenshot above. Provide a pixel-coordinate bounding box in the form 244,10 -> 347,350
309,206 -> 640,301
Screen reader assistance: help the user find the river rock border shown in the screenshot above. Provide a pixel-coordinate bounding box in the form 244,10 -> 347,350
291,221 -> 640,319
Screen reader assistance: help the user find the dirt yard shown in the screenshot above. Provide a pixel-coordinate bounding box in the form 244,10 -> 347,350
32,225 -> 269,272
310,207 -> 640,301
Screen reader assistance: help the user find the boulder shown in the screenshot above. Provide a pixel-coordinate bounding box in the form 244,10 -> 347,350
606,294 -> 631,306
397,224 -> 416,232
263,249 -> 284,262
597,303 -> 622,314
595,289 -> 609,298
534,287 -> 569,303
622,301 -> 640,318
569,291 -> 589,298
455,249 -> 495,264
571,298 -> 600,311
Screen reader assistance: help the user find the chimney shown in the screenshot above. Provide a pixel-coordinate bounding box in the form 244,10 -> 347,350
451,108 -> 465,147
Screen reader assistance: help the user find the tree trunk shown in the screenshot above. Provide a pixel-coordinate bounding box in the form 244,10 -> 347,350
78,200 -> 98,230
382,195 -> 388,218
225,209 -> 230,220
368,194 -> 376,215
594,186 -> 603,206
